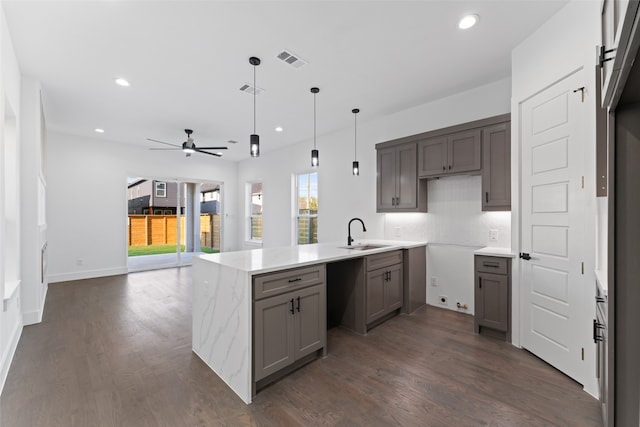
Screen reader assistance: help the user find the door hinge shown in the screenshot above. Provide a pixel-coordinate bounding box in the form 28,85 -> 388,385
573,86 -> 585,102
581,347 -> 585,361
581,262 -> 584,275
581,176 -> 584,189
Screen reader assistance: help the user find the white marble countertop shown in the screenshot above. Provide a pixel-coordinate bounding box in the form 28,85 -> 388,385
595,269 -> 608,297
473,247 -> 516,258
196,240 -> 427,275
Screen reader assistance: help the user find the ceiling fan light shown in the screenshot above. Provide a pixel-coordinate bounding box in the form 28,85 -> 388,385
250,134 -> 260,157
183,147 -> 196,154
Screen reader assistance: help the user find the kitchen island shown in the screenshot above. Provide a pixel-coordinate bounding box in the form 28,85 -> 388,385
192,240 -> 426,403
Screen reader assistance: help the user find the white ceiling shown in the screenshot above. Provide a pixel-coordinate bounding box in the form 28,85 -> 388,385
3,0 -> 568,162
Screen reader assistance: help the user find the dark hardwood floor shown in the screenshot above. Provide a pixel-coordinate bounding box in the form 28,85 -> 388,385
1,268 -> 602,426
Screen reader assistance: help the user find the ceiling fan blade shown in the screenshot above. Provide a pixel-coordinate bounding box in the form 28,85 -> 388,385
196,146 -> 228,150
149,148 -> 181,151
195,149 -> 222,157
147,138 -> 181,148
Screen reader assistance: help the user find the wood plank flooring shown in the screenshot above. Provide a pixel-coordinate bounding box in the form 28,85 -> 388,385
1,268 -> 602,426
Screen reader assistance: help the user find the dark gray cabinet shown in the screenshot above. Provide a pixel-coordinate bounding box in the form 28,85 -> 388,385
365,251 -> 403,327
253,264 -> 326,383
595,284 -> 608,426
376,143 -> 427,212
482,122 -> 511,211
418,129 -> 481,177
600,0 -> 640,107
474,255 -> 511,341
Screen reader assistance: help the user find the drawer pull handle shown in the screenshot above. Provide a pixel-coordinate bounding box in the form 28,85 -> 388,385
296,296 -> 301,312
290,299 -> 295,315
483,262 -> 500,268
288,277 -> 302,283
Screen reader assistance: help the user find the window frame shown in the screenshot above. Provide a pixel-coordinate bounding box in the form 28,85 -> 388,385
294,171 -> 318,245
155,181 -> 167,198
246,181 -> 263,244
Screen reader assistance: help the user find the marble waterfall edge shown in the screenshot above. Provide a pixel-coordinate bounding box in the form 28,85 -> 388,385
192,257 -> 252,403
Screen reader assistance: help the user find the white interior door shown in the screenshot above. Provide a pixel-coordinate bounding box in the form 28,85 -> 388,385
520,70 -> 588,384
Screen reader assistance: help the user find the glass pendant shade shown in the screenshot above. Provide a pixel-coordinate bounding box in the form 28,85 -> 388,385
311,149 -> 319,167
250,134 -> 260,157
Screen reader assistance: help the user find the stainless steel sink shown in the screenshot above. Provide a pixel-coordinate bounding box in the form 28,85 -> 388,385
340,244 -> 389,251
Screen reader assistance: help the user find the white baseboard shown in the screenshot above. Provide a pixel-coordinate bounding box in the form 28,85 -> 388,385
0,318 -> 23,396
48,266 -> 128,283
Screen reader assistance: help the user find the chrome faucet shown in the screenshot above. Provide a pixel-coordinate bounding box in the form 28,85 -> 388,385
347,218 -> 367,246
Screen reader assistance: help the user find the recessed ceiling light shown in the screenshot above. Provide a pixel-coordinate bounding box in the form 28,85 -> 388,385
458,14 -> 479,30
94,128 -> 105,133
115,78 -> 130,87
275,126 -> 283,132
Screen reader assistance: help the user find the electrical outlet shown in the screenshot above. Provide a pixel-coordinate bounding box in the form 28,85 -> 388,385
394,227 -> 401,237
430,277 -> 438,287
490,229 -> 499,241
438,295 -> 448,306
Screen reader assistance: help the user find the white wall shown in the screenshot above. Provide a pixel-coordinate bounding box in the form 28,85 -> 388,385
20,77 -> 47,325
0,0 -> 24,394
237,77 -> 512,312
46,132 -> 238,282
511,0 -> 600,396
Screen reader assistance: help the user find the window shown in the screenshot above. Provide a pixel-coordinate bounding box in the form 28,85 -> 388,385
296,172 -> 318,245
247,182 -> 262,241
155,181 -> 166,197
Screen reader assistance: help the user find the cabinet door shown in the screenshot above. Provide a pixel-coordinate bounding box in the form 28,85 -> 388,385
418,136 -> 447,177
376,147 -> 397,211
396,143 -> 418,209
482,123 -> 511,211
366,270 -> 386,323
293,284 -> 326,360
254,292 -> 295,381
476,272 -> 508,332
447,129 -> 481,173
384,264 -> 403,312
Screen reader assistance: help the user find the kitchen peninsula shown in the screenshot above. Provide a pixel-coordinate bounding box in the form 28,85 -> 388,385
192,240 -> 426,403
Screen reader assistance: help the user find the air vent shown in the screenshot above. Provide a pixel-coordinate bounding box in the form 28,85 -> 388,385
227,140 -> 238,144
239,83 -> 264,95
276,50 -> 308,69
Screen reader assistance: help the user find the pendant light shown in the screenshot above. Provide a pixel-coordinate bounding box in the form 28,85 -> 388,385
352,108 -> 360,176
249,56 -> 261,157
310,87 -> 320,167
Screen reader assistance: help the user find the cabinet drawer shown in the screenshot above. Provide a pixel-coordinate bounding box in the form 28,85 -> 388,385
366,250 -> 403,271
475,256 -> 508,275
254,264 -> 325,300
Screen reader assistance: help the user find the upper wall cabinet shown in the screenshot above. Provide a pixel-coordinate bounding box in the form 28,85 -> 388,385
482,123 -> 511,211
418,129 -> 481,177
376,113 -> 511,213
376,143 -> 427,213
600,0 -> 640,108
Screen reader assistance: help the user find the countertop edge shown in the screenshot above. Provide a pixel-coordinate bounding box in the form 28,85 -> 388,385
473,247 -> 516,258
195,240 -> 427,275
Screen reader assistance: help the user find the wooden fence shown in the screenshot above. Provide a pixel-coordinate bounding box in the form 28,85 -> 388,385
128,214 -> 220,249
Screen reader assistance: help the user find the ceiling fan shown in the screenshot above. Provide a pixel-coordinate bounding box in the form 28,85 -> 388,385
147,129 -> 228,157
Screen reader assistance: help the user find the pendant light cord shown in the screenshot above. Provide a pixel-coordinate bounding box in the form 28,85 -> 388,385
354,112 -> 357,159
253,65 -> 256,134
313,92 -> 317,149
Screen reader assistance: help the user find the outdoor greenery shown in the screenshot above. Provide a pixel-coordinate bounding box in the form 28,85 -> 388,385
128,244 -> 219,257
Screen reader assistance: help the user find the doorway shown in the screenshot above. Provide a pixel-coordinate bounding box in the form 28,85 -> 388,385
126,177 -> 222,272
